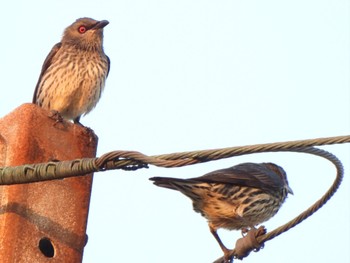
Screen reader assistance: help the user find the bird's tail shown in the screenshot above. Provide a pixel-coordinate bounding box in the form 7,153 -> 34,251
149,177 -> 191,190
149,177 -> 206,203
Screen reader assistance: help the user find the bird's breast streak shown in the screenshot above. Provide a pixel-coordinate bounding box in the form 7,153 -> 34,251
39,52 -> 107,119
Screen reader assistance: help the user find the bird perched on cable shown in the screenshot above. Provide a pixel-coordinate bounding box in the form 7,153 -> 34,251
150,162 -> 293,262
33,17 -> 110,124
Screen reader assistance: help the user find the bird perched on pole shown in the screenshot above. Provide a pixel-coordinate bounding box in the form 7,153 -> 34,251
150,162 -> 293,262
33,17 -> 110,124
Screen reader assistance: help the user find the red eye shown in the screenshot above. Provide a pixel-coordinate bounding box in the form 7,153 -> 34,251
78,26 -> 87,34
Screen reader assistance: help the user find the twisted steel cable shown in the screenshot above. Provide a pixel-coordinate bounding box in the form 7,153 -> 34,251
0,135 -> 348,184
0,135 -> 347,262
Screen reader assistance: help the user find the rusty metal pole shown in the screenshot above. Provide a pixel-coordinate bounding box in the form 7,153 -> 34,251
0,103 -> 97,263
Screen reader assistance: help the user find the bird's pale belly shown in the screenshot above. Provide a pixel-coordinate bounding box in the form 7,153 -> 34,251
38,56 -> 106,120
194,190 -> 282,230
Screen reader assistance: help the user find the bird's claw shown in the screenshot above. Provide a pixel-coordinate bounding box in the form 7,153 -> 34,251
48,110 -> 63,123
241,227 -> 250,236
234,226 -> 266,259
48,110 -> 66,128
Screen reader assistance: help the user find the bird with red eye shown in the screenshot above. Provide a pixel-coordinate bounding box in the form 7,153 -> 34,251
78,25 -> 87,34
33,17 -> 110,125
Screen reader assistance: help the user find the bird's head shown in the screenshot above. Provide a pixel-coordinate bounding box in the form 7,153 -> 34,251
266,163 -> 294,196
62,17 -> 109,51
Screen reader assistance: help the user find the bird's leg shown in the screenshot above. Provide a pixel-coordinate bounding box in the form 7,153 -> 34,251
209,224 -> 229,253
73,116 -> 83,126
209,224 -> 233,263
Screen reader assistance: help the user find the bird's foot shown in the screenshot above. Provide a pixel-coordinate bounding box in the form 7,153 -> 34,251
241,227 -> 250,236
254,226 -> 266,237
234,226 -> 266,259
48,110 -> 66,127
48,110 -> 63,122
252,226 -> 266,251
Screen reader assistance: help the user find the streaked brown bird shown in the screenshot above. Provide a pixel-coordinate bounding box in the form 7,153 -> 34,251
33,17 -> 110,124
150,162 -> 293,261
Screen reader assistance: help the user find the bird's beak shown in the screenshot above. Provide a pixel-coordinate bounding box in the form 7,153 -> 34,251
93,20 -> 109,29
286,185 -> 294,195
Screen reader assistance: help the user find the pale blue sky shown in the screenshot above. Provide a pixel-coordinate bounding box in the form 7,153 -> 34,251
1,1 -> 349,262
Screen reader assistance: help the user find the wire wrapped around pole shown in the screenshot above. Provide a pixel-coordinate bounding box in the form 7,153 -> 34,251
0,158 -> 98,185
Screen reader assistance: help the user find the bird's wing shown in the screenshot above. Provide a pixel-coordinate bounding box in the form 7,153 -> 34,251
32,42 -> 62,103
193,162 -> 285,192
106,55 -> 111,77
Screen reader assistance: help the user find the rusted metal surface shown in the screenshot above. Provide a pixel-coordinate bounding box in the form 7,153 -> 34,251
0,103 -> 97,263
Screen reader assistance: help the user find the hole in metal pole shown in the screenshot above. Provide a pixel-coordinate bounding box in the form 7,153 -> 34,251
39,237 -> 55,258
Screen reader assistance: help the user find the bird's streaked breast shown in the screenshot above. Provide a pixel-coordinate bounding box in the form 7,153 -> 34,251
35,46 -> 109,120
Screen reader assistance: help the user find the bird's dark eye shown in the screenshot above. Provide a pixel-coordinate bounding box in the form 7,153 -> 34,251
78,26 -> 87,34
